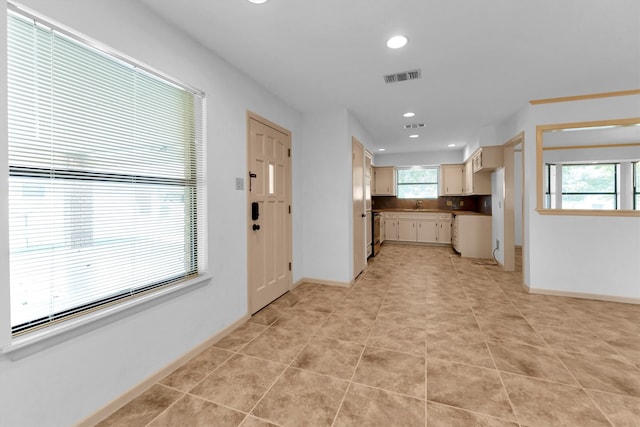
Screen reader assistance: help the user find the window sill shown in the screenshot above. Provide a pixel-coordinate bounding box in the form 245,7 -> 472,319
1,274 -> 212,361
536,209 -> 640,217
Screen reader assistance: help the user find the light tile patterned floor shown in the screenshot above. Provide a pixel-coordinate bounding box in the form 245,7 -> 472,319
98,244 -> 640,426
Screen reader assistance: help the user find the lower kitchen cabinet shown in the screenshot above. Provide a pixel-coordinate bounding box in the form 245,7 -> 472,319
381,212 -> 451,244
398,218 -> 417,241
452,214 -> 492,258
436,214 -> 452,244
384,214 -> 399,241
416,218 -> 437,242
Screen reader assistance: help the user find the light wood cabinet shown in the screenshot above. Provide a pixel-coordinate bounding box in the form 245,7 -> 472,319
398,218 -> 417,241
436,214 -> 452,244
417,218 -> 437,243
472,146 -> 503,173
464,159 -> 491,195
382,212 -> 451,244
439,164 -> 464,195
452,214 -> 492,258
373,166 -> 396,196
384,214 -> 399,240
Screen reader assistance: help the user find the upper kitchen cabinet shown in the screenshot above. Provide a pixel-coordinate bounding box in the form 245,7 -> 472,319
373,166 -> 396,196
439,164 -> 464,196
464,159 -> 491,195
365,151 -> 373,179
471,146 -> 503,173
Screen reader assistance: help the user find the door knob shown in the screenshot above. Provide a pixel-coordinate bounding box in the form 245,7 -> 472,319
252,224 -> 260,231
361,214 -> 366,218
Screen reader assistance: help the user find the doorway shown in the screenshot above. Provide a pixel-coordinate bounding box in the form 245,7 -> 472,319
247,112 -> 292,314
502,132 -> 524,275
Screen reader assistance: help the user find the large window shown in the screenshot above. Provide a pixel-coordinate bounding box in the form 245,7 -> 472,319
396,167 -> 438,199
545,163 -> 618,209
8,10 -> 206,334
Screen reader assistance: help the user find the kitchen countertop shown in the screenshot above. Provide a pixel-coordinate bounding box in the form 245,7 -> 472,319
373,208 -> 491,216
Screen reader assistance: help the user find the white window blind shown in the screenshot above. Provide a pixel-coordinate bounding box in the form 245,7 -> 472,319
7,9 -> 207,335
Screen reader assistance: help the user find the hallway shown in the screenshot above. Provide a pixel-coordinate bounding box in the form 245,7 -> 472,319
98,244 -> 640,426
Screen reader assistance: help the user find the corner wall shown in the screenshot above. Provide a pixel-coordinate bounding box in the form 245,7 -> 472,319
524,94 -> 640,299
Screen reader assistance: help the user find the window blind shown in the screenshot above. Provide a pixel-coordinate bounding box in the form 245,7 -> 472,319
7,10 -> 207,334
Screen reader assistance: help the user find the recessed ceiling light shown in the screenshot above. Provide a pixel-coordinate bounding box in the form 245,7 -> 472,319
409,134 -> 419,138
386,35 -> 408,49
248,0 -> 269,4
378,148 -> 386,152
403,112 -> 415,118
448,144 -> 456,147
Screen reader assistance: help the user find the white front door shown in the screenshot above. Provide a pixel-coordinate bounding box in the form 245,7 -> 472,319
247,113 -> 292,314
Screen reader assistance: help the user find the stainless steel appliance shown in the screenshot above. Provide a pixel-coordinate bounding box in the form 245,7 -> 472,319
372,212 -> 381,256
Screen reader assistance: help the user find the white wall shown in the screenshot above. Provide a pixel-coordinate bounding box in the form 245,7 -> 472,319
463,126 -> 497,160
0,1 -> 303,425
514,150 -> 523,245
524,94 -> 640,299
374,149 -> 463,166
300,109 -> 352,283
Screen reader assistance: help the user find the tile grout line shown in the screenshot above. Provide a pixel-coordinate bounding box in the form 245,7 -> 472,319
501,285 -> 619,426
330,261 -> 392,427
462,266 -> 523,427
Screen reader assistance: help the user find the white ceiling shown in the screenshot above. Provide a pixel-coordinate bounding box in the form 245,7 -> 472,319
138,0 -> 640,153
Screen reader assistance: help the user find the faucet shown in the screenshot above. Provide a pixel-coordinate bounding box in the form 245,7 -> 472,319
415,200 -> 423,210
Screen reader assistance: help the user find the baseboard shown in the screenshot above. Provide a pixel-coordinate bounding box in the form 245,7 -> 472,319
528,287 -> 640,305
76,314 -> 250,427
293,277 -> 352,289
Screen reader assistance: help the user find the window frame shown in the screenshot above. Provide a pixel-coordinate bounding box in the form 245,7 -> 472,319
5,5 -> 208,341
395,166 -> 439,199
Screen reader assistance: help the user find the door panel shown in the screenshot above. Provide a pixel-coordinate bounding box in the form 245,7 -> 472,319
248,116 -> 291,314
352,138 -> 366,279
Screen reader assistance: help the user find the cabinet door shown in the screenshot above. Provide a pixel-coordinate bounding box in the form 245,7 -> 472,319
464,160 -> 473,194
384,218 -> 398,240
416,219 -> 437,243
440,164 -> 464,195
397,218 -> 417,241
373,166 -> 396,195
437,221 -> 452,243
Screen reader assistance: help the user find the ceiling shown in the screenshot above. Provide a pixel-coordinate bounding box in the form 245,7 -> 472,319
138,0 -> 640,154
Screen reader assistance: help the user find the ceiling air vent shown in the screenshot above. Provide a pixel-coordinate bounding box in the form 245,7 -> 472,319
384,69 -> 421,84
404,123 -> 426,129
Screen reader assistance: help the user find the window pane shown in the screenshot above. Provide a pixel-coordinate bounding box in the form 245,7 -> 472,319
397,184 -> 438,199
562,164 -> 615,193
397,168 -> 438,184
561,194 -> 616,210
10,177 -> 193,328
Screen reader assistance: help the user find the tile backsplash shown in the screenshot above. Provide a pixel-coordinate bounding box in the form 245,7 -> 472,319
372,195 -> 492,214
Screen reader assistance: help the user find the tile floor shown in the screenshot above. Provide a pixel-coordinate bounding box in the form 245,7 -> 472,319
98,244 -> 640,427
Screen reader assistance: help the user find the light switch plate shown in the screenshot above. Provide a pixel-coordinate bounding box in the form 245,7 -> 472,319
235,177 -> 244,190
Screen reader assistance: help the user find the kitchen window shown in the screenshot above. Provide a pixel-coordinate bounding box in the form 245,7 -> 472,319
7,8 -> 206,335
396,167 -> 438,199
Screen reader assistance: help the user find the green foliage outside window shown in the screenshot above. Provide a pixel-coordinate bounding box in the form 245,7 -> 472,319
397,167 -> 438,199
